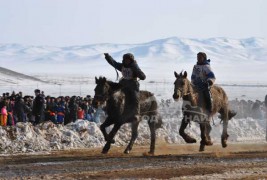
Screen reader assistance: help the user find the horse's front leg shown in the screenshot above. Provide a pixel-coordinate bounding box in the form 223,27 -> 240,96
206,122 -> 213,146
124,120 -> 140,154
102,123 -> 122,154
100,117 -> 115,144
199,122 -> 207,152
179,115 -> 197,143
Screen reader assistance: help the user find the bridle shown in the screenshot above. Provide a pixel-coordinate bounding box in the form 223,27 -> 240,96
93,94 -> 108,104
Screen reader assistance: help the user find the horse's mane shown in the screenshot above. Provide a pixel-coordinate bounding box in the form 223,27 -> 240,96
107,80 -> 122,92
98,76 -> 122,92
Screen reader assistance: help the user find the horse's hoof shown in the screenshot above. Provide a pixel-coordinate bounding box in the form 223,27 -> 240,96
124,149 -> 130,154
102,143 -> 111,154
199,144 -> 205,152
101,150 -> 108,154
221,134 -> 229,148
205,140 -> 213,146
185,137 -> 197,144
221,140 -> 227,148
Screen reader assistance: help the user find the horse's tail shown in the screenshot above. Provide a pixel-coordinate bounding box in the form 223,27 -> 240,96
146,92 -> 163,129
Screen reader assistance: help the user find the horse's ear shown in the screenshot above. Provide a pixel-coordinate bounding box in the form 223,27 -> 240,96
183,71 -> 187,78
95,77 -> 99,84
174,71 -> 179,78
103,77 -> 106,82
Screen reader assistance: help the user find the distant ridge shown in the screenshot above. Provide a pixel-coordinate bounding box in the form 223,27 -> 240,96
0,66 -> 46,84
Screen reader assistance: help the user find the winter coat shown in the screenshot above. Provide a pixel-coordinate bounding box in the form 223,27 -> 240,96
191,59 -> 216,91
105,55 -> 146,80
1,107 -> 7,126
32,95 -> 45,116
77,108 -> 84,119
69,101 -> 78,122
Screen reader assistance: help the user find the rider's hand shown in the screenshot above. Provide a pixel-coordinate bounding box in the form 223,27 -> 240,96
207,80 -> 213,86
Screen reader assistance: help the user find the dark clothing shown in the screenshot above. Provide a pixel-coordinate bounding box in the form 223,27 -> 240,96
197,86 -> 213,114
105,54 -> 146,80
105,54 -> 146,118
32,95 -> 45,124
14,98 -> 26,122
69,101 -> 78,122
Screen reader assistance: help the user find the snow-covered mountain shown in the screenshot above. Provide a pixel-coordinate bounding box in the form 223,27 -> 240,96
0,66 -> 45,85
0,37 -> 266,83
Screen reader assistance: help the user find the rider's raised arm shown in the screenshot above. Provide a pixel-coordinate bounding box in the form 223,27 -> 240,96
104,54 -> 123,72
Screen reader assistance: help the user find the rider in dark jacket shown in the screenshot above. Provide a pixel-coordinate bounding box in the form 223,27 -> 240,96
104,53 -> 146,119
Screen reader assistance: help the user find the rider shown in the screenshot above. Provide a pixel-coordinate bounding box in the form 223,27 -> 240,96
104,53 -> 146,119
191,52 -> 215,116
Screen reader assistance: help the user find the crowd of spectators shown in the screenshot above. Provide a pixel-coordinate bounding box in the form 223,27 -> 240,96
0,89 -> 102,126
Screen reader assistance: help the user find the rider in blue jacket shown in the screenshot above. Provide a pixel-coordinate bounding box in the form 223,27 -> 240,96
191,52 -> 215,115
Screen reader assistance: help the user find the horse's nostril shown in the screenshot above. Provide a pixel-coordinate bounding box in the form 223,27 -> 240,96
173,94 -> 178,99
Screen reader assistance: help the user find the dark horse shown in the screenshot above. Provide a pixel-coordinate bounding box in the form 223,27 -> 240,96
173,71 -> 236,151
93,77 -> 162,154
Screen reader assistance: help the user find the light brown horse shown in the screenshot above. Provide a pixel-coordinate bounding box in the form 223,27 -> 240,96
173,71 -> 236,151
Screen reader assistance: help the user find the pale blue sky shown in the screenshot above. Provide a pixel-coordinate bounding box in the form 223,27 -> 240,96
0,0 -> 266,46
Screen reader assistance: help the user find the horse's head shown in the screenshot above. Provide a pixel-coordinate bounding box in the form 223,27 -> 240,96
173,71 -> 190,101
93,76 -> 122,108
93,77 -> 111,108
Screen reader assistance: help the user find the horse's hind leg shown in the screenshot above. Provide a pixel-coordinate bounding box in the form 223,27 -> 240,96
179,116 -> 197,143
220,108 -> 229,148
148,118 -> 156,155
124,121 -> 140,154
102,123 -> 122,154
199,122 -> 208,152
221,119 -> 229,148
205,122 -> 213,146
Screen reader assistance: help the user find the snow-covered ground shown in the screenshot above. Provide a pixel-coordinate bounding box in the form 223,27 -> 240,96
0,104 -> 266,154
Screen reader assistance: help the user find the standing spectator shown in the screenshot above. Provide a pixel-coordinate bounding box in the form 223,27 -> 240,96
1,105 -> 8,126
24,96 -> 32,122
14,96 -> 26,123
81,99 -> 88,119
56,102 -> 65,124
6,97 -> 15,126
69,96 -> 78,122
77,107 -> 84,119
64,96 -> 70,125
32,89 -> 45,125
86,98 -> 96,122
